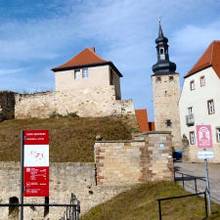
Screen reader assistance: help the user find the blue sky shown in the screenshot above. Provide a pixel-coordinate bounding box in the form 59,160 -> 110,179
0,0 -> 220,120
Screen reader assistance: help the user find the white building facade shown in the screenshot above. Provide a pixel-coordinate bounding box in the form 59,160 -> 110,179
179,41 -> 220,162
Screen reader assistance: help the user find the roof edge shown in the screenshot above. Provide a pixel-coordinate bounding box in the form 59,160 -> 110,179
52,61 -> 123,77
184,65 -> 212,78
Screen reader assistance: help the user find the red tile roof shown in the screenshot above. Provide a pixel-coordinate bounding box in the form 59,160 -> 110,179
52,48 -> 122,77
135,109 -> 150,132
185,41 -> 220,78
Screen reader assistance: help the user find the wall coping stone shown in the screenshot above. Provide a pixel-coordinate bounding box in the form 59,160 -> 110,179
95,140 -> 144,143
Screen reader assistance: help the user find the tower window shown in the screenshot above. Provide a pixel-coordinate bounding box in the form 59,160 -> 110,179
169,76 -> 174,81
165,119 -> 172,127
156,76 -> 161,82
159,47 -> 165,60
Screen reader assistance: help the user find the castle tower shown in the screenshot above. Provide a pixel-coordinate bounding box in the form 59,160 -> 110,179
151,22 -> 182,148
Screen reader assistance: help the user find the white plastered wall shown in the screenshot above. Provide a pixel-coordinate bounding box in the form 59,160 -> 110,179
179,67 -> 220,162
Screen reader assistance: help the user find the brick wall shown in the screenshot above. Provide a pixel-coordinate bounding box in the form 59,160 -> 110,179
94,131 -> 173,186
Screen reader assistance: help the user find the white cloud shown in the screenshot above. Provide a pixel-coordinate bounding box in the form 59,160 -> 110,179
0,67 -> 27,76
172,21 -> 220,54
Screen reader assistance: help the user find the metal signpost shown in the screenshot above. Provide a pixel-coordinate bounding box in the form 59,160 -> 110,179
20,130 -> 49,220
196,125 -> 213,216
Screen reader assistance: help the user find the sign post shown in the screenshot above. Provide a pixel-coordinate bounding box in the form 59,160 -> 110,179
20,131 -> 24,220
20,130 -> 49,219
196,125 -> 213,215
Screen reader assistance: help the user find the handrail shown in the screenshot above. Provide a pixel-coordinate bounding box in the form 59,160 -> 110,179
157,191 -> 208,220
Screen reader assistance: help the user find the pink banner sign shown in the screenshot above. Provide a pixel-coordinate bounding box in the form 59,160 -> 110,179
196,125 -> 212,148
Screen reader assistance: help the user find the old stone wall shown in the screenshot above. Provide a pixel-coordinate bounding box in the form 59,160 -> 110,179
94,131 -> 173,186
0,91 -> 16,121
14,86 -> 135,119
0,162 -> 128,220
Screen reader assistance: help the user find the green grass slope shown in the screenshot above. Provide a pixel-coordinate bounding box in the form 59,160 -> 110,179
0,116 -> 133,162
82,182 -> 220,220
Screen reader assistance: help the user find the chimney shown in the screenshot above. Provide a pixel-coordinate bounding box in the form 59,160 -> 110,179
91,47 -> 96,53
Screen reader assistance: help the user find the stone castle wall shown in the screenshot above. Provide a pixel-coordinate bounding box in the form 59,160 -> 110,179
0,162 -> 128,220
94,132 -> 173,186
0,86 -> 136,120
152,73 -> 182,149
15,86 -> 135,118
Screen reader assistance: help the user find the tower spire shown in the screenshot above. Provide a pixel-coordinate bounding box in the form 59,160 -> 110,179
158,18 -> 164,38
152,21 -> 176,75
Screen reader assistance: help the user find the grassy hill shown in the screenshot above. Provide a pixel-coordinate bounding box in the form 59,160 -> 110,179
81,181 -> 220,220
0,116 -> 133,162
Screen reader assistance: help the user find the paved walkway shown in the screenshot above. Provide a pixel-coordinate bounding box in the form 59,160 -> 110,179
174,162 -> 220,204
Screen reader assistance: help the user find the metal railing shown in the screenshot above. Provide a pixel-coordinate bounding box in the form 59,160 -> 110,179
0,193 -> 80,220
174,168 -> 206,194
157,191 -> 208,220
60,193 -> 80,220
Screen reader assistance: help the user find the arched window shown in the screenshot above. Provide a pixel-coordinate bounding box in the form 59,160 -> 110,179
9,197 -> 19,216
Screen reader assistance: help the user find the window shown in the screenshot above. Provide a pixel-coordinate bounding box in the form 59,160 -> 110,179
189,131 -> 195,145
160,47 -> 165,60
207,99 -> 215,115
74,69 -> 81,80
169,76 -> 174,81
216,128 -> 220,143
82,68 -> 88,78
188,107 -> 193,115
165,119 -> 172,127
190,80 -> 195,90
200,76 -> 206,87
156,76 -> 161,82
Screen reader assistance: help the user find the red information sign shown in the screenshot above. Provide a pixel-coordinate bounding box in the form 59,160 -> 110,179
23,130 -> 49,197
196,125 -> 212,148
24,130 -> 49,145
24,167 -> 49,197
